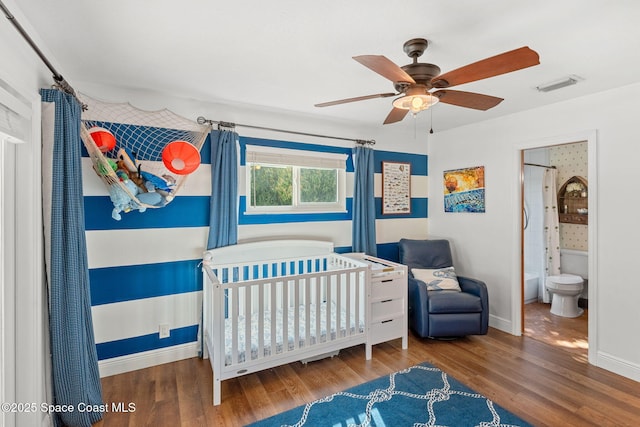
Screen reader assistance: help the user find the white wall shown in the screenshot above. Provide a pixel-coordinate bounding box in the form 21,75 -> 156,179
428,82 -> 640,382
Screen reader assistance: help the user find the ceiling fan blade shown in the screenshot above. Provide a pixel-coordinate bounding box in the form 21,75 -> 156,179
383,107 -> 410,124
431,46 -> 540,88
353,55 -> 416,84
433,89 -> 503,110
315,92 -> 397,108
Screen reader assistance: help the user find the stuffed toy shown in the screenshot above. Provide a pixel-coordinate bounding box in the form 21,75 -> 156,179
108,179 -> 146,220
108,173 -> 163,220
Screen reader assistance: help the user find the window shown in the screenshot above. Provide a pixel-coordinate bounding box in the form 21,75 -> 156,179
246,145 -> 347,213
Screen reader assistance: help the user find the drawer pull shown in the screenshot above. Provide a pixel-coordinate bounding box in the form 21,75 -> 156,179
381,299 -> 393,303
381,279 -> 393,283
381,319 -> 393,324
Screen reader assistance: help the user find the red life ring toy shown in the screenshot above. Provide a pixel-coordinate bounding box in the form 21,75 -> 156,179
162,141 -> 201,175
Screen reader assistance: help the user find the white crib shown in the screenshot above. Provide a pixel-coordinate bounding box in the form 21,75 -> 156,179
201,240 -> 370,405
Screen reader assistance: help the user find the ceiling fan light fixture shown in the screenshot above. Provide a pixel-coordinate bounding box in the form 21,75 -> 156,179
392,93 -> 439,113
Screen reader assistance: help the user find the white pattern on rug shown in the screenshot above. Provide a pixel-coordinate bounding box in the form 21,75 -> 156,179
286,364 -> 519,427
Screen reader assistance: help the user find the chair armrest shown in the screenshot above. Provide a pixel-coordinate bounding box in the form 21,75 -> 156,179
408,276 -> 428,301
407,277 -> 430,336
458,276 -> 489,334
457,276 -> 487,299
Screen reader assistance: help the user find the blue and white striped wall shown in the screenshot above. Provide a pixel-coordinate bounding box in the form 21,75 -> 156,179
83,134 -> 427,376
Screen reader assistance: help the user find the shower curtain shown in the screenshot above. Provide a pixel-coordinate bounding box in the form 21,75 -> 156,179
542,168 -> 561,303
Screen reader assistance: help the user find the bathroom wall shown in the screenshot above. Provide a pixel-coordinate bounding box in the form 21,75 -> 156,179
550,142 -> 588,251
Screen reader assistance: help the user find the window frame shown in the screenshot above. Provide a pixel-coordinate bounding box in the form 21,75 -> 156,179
245,145 -> 347,215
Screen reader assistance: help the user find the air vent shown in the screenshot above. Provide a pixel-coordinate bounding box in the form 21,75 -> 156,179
536,75 -> 582,92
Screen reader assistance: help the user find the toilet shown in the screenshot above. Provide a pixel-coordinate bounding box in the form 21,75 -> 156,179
545,249 -> 588,318
545,274 -> 584,317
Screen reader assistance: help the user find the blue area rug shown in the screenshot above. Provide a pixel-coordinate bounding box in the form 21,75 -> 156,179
247,362 -> 532,427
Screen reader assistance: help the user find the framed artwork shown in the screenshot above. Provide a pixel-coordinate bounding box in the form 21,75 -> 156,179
443,166 -> 485,213
382,161 -> 411,215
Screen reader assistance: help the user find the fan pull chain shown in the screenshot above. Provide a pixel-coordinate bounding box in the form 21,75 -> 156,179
429,106 -> 434,134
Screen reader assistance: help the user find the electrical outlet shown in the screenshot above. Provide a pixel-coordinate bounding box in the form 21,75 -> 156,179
159,323 -> 170,339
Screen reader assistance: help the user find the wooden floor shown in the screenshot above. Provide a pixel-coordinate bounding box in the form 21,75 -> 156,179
96,307 -> 640,427
524,301 -> 589,358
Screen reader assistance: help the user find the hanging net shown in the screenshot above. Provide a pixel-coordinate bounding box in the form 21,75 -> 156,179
79,94 -> 211,220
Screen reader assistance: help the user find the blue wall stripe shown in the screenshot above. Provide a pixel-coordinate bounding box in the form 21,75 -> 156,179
334,246 -> 352,254
90,260 -> 202,306
200,133 -> 212,163
374,150 -> 428,176
376,242 -> 401,263
376,197 -> 428,219
238,196 -> 427,224
239,196 -> 353,225
334,242 -> 400,263
96,324 -> 198,360
84,195 -> 209,230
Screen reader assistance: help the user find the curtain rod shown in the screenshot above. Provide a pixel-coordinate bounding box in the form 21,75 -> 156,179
196,116 -> 375,145
1,1 -> 86,108
524,162 -> 556,169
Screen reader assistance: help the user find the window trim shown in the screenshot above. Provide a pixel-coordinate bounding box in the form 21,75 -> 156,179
245,145 -> 347,215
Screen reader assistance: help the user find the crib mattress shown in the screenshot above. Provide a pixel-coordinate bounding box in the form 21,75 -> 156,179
224,301 -> 363,365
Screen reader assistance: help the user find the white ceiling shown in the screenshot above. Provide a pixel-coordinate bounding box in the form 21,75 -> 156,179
13,0 -> 640,131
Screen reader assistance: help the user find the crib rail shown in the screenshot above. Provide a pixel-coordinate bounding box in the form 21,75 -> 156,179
207,252 -> 364,285
222,268 -> 366,365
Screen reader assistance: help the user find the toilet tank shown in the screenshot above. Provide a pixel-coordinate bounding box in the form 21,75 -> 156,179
560,249 -> 588,279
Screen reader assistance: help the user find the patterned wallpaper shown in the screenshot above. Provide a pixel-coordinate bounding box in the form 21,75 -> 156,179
550,141 -> 588,251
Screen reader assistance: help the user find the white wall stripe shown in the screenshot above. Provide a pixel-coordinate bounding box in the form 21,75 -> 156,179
374,174 -> 428,198
86,227 -> 209,269
83,162 -> 429,201
237,220 -> 353,248
375,218 -> 429,243
82,159 -> 212,197
92,292 -> 202,344
98,342 -> 198,378
85,218 -> 430,270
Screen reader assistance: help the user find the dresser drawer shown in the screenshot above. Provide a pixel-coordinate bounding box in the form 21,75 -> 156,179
369,317 -> 404,345
370,277 -> 405,301
371,298 -> 405,323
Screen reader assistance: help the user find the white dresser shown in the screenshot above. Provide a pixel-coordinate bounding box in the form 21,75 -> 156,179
345,253 -> 408,359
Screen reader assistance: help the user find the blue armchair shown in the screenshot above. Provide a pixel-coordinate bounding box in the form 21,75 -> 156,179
398,238 -> 489,338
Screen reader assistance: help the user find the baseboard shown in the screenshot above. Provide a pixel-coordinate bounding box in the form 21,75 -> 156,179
98,342 -> 199,378
488,314 -> 513,334
596,350 -> 640,382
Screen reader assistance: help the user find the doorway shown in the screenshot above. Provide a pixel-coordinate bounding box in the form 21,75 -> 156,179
518,131 -> 597,365
1,132 -> 18,427
0,76 -> 49,425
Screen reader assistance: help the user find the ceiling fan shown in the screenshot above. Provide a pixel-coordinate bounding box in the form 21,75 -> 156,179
315,38 -> 540,124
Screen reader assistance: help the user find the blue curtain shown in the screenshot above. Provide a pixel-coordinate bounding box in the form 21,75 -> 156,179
207,129 -> 239,249
41,89 -> 103,427
352,145 -> 377,256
